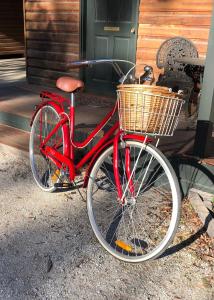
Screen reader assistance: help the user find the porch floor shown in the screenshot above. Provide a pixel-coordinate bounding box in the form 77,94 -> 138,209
0,59 -> 197,156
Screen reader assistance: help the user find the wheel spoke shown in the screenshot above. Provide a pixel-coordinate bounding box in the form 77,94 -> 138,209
30,105 -> 64,191
87,141 -> 180,262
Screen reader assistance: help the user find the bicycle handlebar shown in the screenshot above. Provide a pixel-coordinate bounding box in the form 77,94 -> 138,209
68,59 -> 153,84
68,59 -> 136,80
68,60 -> 90,69
68,59 -> 135,69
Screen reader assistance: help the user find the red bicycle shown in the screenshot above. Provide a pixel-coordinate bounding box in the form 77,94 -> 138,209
29,59 -> 183,262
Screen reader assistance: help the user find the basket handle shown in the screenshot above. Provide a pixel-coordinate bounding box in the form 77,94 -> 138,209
121,64 -> 137,84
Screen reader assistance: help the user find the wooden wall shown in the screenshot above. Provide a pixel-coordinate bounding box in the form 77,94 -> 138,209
25,0 -> 80,85
136,0 -> 213,76
0,0 -> 24,56
25,0 -> 213,86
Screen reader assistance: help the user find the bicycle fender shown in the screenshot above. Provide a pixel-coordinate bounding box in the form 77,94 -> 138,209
82,133 -> 152,188
123,134 -> 152,144
30,100 -> 70,158
30,100 -> 64,127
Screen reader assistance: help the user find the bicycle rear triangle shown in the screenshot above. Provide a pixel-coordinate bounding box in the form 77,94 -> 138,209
29,59 -> 184,263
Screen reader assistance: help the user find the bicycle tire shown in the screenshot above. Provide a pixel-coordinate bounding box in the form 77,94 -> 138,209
87,141 -> 181,262
29,104 -> 65,192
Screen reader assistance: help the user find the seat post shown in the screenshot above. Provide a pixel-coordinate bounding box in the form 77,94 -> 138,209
71,92 -> 75,107
70,92 -> 75,160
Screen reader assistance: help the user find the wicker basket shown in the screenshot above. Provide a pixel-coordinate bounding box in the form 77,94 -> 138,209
117,84 -> 184,136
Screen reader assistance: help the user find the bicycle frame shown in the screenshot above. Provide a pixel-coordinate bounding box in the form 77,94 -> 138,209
32,90 -> 152,199
31,57 -> 154,200
36,91 -> 119,179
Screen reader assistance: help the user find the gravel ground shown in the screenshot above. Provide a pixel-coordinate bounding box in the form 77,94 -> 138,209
0,144 -> 213,300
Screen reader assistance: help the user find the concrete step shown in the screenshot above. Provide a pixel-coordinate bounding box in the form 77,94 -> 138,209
0,123 -> 104,155
0,58 -> 26,82
0,124 -> 29,152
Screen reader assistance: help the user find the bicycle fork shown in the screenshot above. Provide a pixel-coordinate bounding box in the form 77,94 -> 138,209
113,132 -> 142,204
113,134 -> 160,204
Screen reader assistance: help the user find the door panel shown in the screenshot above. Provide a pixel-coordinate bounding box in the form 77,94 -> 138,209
114,37 -> 130,60
95,0 -> 133,22
85,0 -> 139,94
94,36 -> 112,82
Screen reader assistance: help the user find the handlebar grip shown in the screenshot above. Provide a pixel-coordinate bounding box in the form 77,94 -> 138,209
139,65 -> 153,83
68,60 -> 90,69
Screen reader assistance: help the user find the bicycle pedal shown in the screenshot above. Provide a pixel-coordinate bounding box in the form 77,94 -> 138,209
51,169 -> 60,183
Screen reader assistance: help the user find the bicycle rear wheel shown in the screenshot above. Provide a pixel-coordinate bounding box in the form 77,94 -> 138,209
87,141 -> 181,262
29,105 -> 64,192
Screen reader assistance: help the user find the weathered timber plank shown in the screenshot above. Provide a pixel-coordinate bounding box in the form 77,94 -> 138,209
0,50 -> 24,56
0,38 -> 23,46
137,38 -> 209,53
136,49 -> 207,61
139,13 -> 212,26
0,33 -> 23,39
27,49 -> 79,62
25,2 -> 80,12
25,12 -> 79,22
0,46 -> 24,51
26,22 -> 79,33
27,40 -> 79,54
140,1 -> 212,12
28,76 -> 57,87
138,24 -> 210,40
27,67 -> 78,80
26,31 -> 79,43
0,27 -> 23,34
28,58 -> 80,73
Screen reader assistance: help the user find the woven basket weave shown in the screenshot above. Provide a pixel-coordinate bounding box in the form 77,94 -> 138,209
117,84 -> 184,136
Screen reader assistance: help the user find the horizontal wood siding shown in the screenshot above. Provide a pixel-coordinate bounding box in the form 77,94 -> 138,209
136,0 -> 213,77
0,0 -> 24,56
25,0 -> 213,86
25,0 -> 80,85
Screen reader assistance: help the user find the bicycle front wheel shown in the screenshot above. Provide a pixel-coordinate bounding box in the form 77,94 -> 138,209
87,141 -> 181,262
29,105 -> 65,192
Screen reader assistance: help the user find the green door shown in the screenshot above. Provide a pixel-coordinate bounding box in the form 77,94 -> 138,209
85,0 -> 139,94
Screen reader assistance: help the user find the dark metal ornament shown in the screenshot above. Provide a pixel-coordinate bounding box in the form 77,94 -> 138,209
156,37 -> 199,100
156,36 -> 198,74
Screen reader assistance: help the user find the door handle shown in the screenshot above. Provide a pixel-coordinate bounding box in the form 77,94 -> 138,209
131,27 -> 135,34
